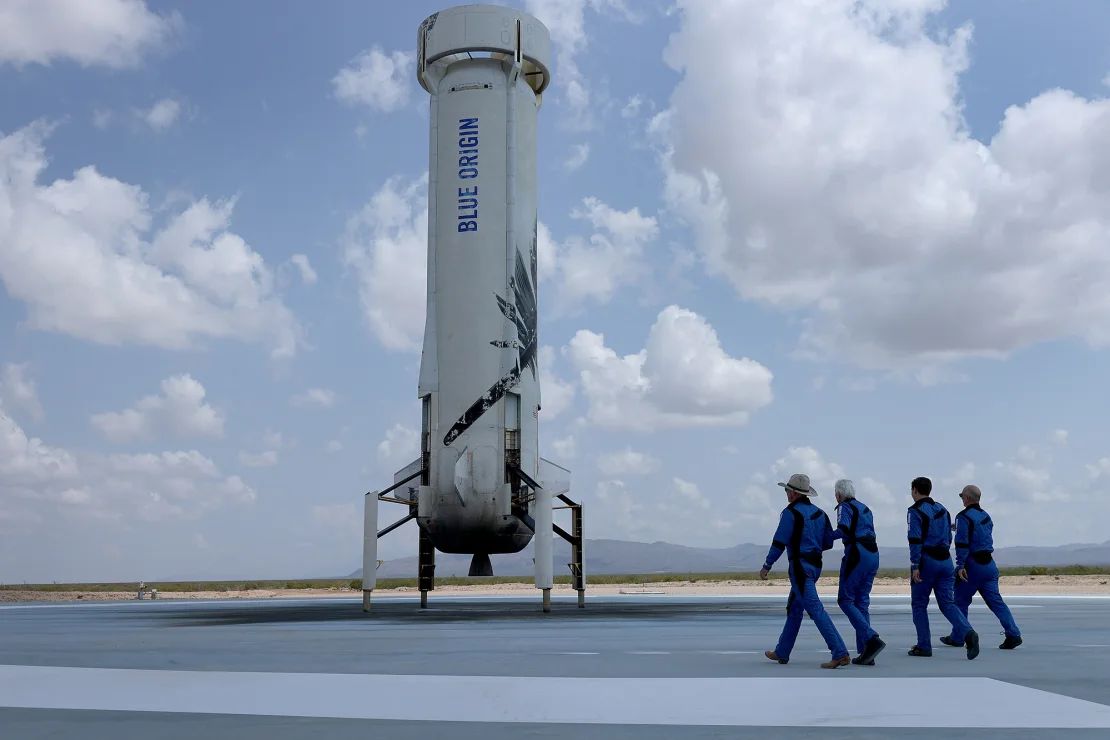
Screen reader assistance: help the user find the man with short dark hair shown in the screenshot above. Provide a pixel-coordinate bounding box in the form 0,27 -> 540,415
832,479 -> 885,665
907,476 -> 979,659
760,473 -> 851,669
941,485 -> 1023,650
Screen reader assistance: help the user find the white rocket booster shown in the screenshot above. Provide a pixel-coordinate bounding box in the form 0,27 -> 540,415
412,5 -> 553,575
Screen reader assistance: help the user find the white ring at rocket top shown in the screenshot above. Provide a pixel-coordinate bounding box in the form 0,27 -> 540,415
417,4 -> 552,95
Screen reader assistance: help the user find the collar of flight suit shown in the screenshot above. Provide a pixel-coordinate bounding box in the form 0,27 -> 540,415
910,497 -> 935,509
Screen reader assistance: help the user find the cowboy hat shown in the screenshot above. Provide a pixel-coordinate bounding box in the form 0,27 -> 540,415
778,473 -> 817,496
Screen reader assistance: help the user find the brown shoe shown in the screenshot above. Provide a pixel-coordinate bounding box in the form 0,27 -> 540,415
765,650 -> 787,664
821,655 -> 851,669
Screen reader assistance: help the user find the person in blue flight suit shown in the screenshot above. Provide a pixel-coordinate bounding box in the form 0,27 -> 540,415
831,479 -> 885,665
760,473 -> 851,669
906,476 -> 980,659
940,484 -> 1023,650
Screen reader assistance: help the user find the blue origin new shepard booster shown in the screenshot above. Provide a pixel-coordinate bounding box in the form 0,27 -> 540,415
362,4 -> 583,613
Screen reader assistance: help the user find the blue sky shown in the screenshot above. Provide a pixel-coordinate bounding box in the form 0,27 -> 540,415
2,0 -> 1109,582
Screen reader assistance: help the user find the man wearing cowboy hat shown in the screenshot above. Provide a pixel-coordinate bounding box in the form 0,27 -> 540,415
760,473 -> 851,669
906,476 -> 979,659
940,484 -> 1023,650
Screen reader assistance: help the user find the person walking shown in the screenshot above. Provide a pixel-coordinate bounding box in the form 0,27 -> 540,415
760,473 -> 851,669
941,484 -> 1023,650
906,476 -> 980,659
831,479 -> 885,665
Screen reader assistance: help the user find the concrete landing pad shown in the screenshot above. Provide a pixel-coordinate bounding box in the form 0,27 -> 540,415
1,594 -> 1108,738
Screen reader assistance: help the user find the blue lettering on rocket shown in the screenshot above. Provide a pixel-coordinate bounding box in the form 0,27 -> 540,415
458,118 -> 478,232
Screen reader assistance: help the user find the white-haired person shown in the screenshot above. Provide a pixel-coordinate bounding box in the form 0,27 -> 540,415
831,479 -> 885,665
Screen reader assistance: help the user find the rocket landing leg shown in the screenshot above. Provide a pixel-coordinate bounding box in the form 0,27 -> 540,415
418,525 -> 435,609
362,491 -> 378,613
361,465 -> 423,613
568,495 -> 586,608
534,478 -> 553,613
536,488 -> 588,611
511,463 -> 585,612
556,491 -> 586,609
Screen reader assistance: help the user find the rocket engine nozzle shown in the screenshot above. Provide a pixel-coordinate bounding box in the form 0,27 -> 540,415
468,552 -> 494,577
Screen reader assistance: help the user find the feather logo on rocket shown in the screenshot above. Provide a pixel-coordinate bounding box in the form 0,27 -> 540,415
442,231 -> 538,448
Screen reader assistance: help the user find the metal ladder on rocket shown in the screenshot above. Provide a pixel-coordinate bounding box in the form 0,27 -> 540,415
360,4 -> 584,614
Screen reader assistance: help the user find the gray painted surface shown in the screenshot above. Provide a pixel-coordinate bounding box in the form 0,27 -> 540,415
1,594 -> 1108,737
6,710 -> 1110,740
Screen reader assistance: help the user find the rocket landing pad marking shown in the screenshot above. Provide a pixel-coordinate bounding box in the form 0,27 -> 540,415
2,665 -> 1110,728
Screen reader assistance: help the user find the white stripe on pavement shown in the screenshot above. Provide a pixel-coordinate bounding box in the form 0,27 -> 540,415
1,665 -> 1109,728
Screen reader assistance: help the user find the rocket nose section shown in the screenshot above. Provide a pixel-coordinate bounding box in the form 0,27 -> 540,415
468,553 -> 494,577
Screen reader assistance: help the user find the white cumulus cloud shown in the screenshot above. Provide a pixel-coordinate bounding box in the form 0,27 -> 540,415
1,402 -> 77,484
377,423 -> 419,469
1089,457 -> 1110,482
658,0 -> 1110,373
289,254 -> 317,285
567,305 -> 773,430
91,374 -> 224,443
139,97 -> 182,130
538,345 -> 575,419
673,477 -> 709,509
0,122 -> 301,358
759,446 -> 900,540
537,221 -> 557,281
550,435 -> 577,460
291,388 -> 336,408
524,0 -> 638,128
992,443 -> 1066,504
771,446 -> 848,498
349,187 -> 656,351
941,462 -> 977,489
0,0 -> 181,69
597,447 -> 660,476
332,46 -> 414,112
1,363 -> 43,421
342,174 -> 428,351
621,95 -> 647,119
545,196 -> 659,310
1,405 -> 253,526
565,143 -> 590,171
238,450 -> 278,468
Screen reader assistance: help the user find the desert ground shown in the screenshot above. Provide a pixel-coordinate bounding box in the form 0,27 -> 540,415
3,573 -> 1108,603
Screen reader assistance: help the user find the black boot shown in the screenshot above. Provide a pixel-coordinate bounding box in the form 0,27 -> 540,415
965,630 -> 980,660
940,635 -> 963,647
855,635 -> 885,665
1000,634 -> 1023,650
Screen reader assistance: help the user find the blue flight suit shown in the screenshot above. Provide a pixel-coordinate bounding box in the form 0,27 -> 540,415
831,498 -> 879,654
763,499 -> 849,662
952,504 -> 1021,639
907,497 -> 973,650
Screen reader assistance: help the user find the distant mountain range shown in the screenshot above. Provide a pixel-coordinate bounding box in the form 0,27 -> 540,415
352,537 -> 1110,579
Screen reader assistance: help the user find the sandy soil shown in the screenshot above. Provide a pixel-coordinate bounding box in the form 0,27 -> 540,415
3,574 -> 1108,603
